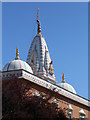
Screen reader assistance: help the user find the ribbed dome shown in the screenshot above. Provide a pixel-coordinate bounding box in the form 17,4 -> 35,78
3,59 -> 33,74
59,82 -> 76,94
59,73 -> 76,94
3,48 -> 33,74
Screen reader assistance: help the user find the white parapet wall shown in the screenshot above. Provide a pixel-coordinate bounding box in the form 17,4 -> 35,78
21,70 -> 89,107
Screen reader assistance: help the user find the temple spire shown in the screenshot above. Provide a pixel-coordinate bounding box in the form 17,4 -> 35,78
15,48 -> 19,60
37,8 -> 41,34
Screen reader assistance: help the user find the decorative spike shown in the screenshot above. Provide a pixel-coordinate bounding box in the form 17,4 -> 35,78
37,8 -> 39,21
15,48 -> 19,60
37,8 -> 41,34
62,73 -> 65,83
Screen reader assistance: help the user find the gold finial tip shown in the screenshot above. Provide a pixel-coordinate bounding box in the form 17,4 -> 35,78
15,48 -> 19,60
62,73 -> 65,83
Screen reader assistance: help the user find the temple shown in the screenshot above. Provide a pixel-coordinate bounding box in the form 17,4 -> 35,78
2,9 -> 90,119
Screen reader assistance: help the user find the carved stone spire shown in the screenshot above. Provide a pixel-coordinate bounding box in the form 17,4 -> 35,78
27,9 -> 56,83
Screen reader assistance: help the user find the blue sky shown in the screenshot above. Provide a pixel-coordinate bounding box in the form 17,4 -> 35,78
2,2 -> 88,99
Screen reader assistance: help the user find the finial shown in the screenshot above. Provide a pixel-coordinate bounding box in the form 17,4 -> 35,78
62,73 -> 65,83
37,8 -> 41,34
37,8 -> 39,21
15,48 -> 19,60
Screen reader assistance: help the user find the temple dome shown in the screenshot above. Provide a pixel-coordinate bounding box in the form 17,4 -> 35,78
3,59 -> 33,73
59,73 -> 76,94
3,48 -> 33,74
59,82 -> 76,94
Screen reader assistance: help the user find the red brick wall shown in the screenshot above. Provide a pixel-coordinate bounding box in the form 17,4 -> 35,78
2,78 -> 89,119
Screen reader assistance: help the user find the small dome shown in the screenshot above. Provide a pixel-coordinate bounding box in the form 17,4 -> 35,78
59,73 -> 76,94
59,82 -> 76,94
3,59 -> 33,74
3,48 -> 33,74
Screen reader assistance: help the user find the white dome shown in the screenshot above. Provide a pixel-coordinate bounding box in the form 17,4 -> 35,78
3,59 -> 33,74
59,82 -> 76,94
